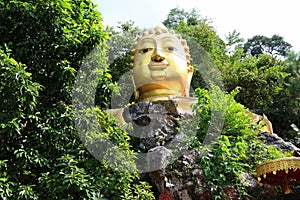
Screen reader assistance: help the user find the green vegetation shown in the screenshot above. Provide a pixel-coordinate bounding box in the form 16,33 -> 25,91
0,1 -> 154,199
193,88 -> 286,199
243,35 -> 292,57
1,1 -> 299,199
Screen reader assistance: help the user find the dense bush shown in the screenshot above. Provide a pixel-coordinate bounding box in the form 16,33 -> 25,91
0,1 -> 154,199
193,87 -> 287,199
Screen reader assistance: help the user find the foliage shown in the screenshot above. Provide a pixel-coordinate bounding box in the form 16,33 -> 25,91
218,33 -> 296,138
0,47 -> 42,199
0,1 -> 154,199
223,47 -> 299,140
103,21 -> 143,106
163,7 -> 202,27
106,21 -> 140,64
193,88 -> 286,199
163,8 -> 225,54
106,21 -> 141,83
243,35 -> 292,57
270,51 -> 300,142
223,52 -> 289,113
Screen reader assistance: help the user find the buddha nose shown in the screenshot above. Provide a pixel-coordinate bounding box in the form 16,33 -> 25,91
151,49 -> 165,62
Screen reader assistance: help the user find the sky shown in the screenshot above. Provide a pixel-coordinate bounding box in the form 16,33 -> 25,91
94,0 -> 300,52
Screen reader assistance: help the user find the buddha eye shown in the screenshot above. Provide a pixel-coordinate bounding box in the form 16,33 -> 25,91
139,48 -> 153,54
165,46 -> 176,52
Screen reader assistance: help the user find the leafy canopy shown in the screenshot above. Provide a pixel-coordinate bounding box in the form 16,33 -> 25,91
0,1 -> 154,199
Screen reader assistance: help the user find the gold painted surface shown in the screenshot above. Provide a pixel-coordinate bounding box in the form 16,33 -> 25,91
256,157 -> 300,194
256,157 -> 300,178
245,110 -> 273,133
106,24 -> 196,125
131,24 -> 193,101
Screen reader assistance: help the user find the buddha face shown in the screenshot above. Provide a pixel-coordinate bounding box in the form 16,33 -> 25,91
132,29 -> 193,100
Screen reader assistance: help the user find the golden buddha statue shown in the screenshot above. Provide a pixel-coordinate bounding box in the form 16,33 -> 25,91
130,24 -> 193,102
108,24 -> 273,134
108,24 -> 197,124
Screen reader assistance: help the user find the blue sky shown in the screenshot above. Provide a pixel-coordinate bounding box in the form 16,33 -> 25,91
94,0 -> 299,52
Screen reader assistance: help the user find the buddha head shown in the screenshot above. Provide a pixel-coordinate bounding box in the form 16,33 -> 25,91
131,24 -> 193,101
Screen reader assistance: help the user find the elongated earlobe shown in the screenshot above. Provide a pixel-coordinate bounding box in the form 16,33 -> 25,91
186,65 -> 194,96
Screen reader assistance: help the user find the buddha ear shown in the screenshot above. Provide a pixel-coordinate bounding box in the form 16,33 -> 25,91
184,64 -> 194,97
187,64 -> 194,82
187,64 -> 193,73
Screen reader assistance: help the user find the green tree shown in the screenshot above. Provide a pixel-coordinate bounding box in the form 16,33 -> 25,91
270,51 -> 300,142
0,47 -> 42,199
225,34 -> 298,139
0,1 -> 154,199
163,7 -> 201,27
106,21 -> 141,83
163,7 -> 225,54
96,21 -> 143,107
224,53 -> 288,113
218,33 -> 293,136
243,35 -> 292,57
